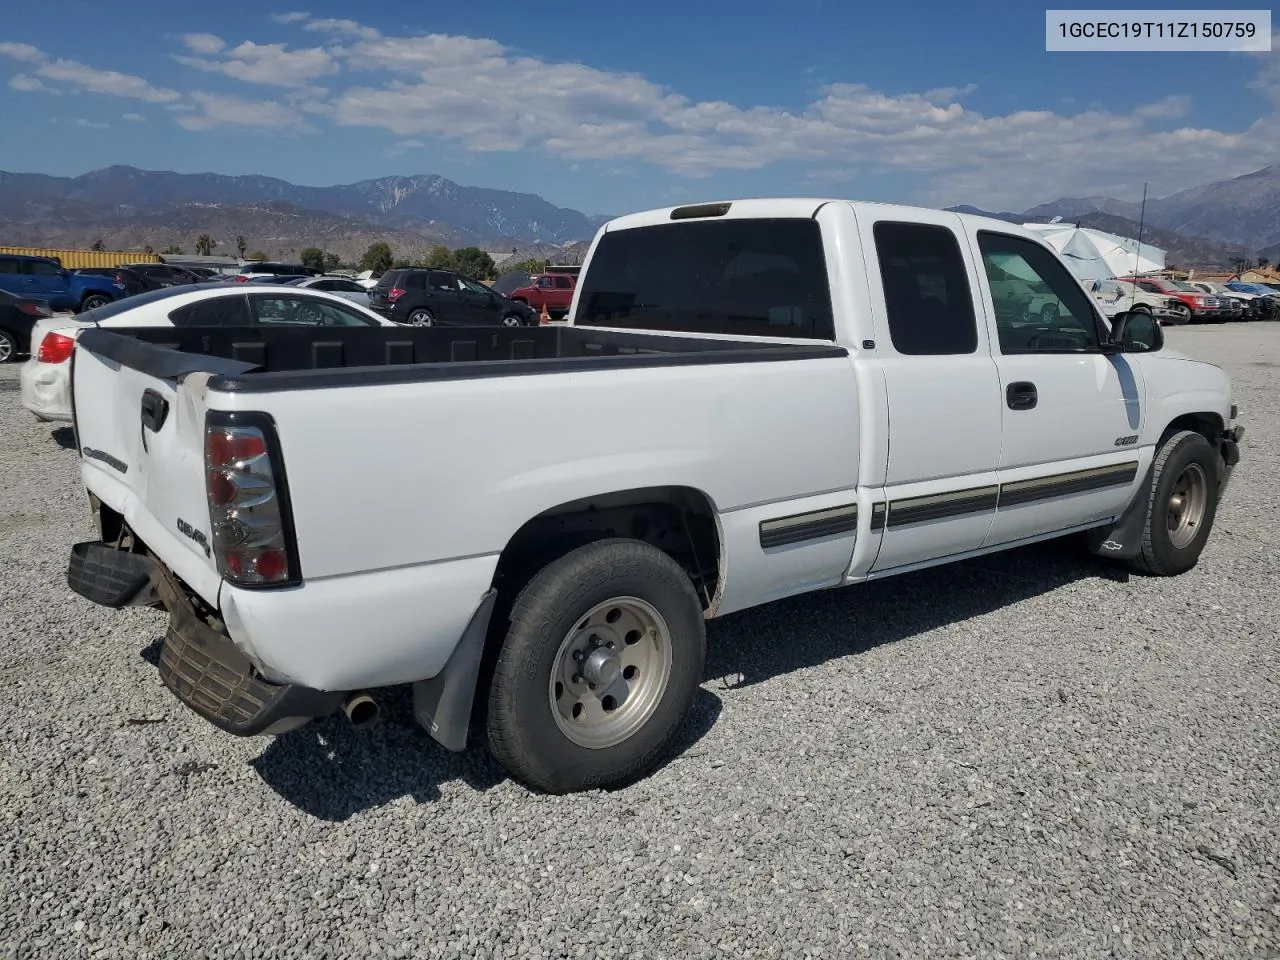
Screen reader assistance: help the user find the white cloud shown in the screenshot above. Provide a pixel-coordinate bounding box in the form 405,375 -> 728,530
9,73 -> 53,93
75,118 -> 110,129
174,40 -> 336,88
181,33 -> 226,55
271,11 -> 310,24
35,57 -> 181,102
304,18 -> 380,40
122,112 -> 146,122
176,91 -> 316,133
0,42 -> 45,62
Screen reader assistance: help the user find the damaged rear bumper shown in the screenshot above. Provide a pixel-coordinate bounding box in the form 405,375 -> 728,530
66,540 -> 344,736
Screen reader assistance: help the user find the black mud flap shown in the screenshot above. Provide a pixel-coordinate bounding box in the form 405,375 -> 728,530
1083,461 -> 1156,560
412,589 -> 497,752
67,541 -> 156,608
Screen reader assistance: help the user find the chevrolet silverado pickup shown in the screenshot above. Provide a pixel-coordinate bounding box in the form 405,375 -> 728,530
65,199 -> 1243,794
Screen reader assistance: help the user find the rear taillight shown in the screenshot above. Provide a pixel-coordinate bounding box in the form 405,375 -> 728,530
37,332 -> 76,364
18,301 -> 51,317
387,287 -> 406,302
235,275 -> 249,283
204,413 -> 298,588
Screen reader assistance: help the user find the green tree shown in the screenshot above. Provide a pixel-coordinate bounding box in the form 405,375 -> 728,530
509,257 -> 547,275
392,258 -> 415,269
162,245 -> 185,255
451,246 -> 497,281
143,244 -> 154,255
359,242 -> 393,274
299,246 -> 326,272
235,235 -> 247,258
247,249 -> 269,261
323,252 -> 341,273
424,244 -> 455,270
195,234 -> 216,256
1258,256 -> 1270,271
1229,256 -> 1246,275
90,238 -> 105,251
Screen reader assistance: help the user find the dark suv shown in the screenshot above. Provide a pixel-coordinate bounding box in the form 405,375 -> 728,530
370,269 -> 536,327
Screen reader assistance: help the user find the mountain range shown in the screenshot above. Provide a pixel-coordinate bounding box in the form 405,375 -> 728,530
0,164 -> 1276,270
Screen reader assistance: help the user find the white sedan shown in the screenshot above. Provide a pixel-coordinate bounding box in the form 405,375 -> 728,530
21,282 -> 395,423
284,275 -> 374,304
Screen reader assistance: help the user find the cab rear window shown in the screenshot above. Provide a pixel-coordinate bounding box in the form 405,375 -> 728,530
575,219 -> 835,340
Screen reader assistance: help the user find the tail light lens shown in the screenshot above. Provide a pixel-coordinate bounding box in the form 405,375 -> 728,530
18,301 -> 51,317
387,287 -> 406,302
37,332 -> 76,364
205,413 -> 299,588
235,275 -> 249,283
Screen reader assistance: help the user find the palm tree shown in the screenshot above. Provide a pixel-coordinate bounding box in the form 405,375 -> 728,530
195,234 -> 216,256
235,235 -> 247,258
1258,256 -> 1270,271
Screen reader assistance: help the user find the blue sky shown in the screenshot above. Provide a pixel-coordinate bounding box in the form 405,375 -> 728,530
0,0 -> 1276,216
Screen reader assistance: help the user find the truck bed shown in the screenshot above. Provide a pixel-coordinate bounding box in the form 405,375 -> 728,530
76,324 -> 845,393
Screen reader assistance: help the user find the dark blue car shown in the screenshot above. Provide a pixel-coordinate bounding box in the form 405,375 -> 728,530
0,254 -> 126,313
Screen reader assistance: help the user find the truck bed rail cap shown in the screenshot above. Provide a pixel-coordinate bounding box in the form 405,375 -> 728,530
78,327 -> 260,381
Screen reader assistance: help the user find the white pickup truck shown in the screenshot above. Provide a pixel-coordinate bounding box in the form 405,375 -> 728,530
65,199 -> 1244,794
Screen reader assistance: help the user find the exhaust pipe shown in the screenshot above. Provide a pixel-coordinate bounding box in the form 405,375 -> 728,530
341,692 -> 380,729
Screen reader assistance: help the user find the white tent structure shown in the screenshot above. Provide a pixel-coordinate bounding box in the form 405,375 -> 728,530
1021,222 -> 1165,280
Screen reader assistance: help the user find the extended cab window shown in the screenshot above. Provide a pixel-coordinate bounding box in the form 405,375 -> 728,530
575,218 -> 835,339
977,232 -> 1103,353
873,222 -> 977,355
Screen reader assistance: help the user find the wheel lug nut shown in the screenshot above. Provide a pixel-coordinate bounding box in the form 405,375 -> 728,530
590,635 -> 601,647
572,674 -> 584,685
606,641 -> 615,649
572,650 -> 584,662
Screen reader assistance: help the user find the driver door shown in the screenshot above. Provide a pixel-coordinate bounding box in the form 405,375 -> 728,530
969,229 -> 1147,547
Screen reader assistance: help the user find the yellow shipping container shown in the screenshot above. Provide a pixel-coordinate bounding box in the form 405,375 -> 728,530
0,246 -> 162,269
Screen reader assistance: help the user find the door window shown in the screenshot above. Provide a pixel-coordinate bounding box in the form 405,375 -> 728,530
0,258 -> 22,275
553,276 -> 573,289
249,295 -> 380,327
169,294 -> 252,327
872,222 -> 977,355
27,259 -> 61,277
976,232 -> 1104,353
458,276 -> 491,295
429,272 -> 460,291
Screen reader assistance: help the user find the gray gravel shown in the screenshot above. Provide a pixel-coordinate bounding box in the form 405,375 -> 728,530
1,324 -> 1278,959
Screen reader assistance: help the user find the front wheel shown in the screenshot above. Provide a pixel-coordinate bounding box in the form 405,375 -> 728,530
0,328 -> 17,363
79,294 -> 111,312
501,314 -> 524,328
1128,430 -> 1220,576
486,539 -> 706,793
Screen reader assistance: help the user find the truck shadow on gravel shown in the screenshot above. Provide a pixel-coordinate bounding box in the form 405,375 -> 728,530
244,685 -> 723,821
705,538 -> 1119,689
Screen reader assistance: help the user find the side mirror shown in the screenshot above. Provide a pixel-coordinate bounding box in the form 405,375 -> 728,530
1105,310 -> 1163,354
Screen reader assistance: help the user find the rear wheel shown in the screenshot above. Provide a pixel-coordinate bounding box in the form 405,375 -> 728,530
1129,430 -> 1220,576
0,328 -> 16,363
79,294 -> 110,312
486,539 -> 706,793
407,308 -> 434,327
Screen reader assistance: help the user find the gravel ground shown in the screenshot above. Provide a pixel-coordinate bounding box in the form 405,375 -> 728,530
1,325 -> 1277,960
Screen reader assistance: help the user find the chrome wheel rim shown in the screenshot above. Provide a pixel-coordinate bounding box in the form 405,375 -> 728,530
1167,462 -> 1208,550
0,335 -> 12,362
410,311 -> 432,326
501,316 -> 521,327
549,597 -> 673,749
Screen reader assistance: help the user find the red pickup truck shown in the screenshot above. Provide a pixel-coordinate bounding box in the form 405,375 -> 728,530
509,273 -> 576,317
1116,275 -> 1231,323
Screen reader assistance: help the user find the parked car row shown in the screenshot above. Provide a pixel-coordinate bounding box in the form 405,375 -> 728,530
1114,275 -> 1280,323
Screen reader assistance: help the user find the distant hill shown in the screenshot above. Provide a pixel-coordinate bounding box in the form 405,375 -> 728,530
0,165 -> 608,247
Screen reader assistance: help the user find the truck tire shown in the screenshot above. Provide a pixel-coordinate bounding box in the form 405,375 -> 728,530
1128,430 -> 1220,576
486,538 -> 706,793
80,294 -> 111,312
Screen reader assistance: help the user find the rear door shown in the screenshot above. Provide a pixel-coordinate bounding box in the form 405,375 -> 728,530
427,271 -> 467,324
71,335 -> 230,606
858,213 -> 1003,574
